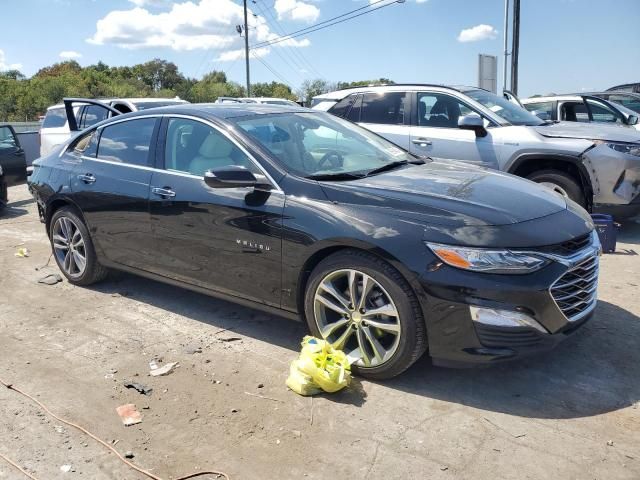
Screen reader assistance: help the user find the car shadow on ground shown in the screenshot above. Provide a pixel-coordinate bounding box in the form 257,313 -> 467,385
90,273 -> 639,418
618,217 -> 640,248
1,197 -> 33,219
388,300 -> 640,420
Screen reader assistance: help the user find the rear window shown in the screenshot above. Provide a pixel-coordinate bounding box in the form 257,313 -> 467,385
42,108 -> 67,128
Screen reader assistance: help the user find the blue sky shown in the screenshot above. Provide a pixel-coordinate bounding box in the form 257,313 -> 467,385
0,0 -> 638,97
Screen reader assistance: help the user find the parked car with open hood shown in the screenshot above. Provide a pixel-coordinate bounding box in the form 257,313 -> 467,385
314,84 -> 640,218
29,103 -> 601,378
521,94 -> 640,131
40,97 -> 189,157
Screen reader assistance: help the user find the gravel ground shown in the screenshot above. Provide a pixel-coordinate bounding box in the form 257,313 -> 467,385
1,184 -> 639,480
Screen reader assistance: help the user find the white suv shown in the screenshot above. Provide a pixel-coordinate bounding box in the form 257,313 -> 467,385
313,84 -> 640,218
40,97 -> 188,156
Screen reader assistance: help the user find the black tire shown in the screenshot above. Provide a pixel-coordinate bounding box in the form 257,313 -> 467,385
49,207 -> 108,286
526,169 -> 586,207
303,249 -> 427,380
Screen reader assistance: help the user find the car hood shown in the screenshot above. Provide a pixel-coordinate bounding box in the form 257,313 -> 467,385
319,160 -> 567,227
533,121 -> 640,142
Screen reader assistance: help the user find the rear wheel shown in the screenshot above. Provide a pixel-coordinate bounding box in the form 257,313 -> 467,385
49,207 -> 108,286
527,170 -> 586,207
304,250 -> 427,380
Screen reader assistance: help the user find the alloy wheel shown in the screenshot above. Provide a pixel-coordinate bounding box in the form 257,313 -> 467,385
52,216 -> 87,277
313,269 -> 401,368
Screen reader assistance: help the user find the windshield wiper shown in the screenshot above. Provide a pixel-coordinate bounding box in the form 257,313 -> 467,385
365,158 -> 424,177
306,172 -> 366,181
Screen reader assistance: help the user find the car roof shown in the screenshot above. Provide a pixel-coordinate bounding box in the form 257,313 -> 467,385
99,103 -> 311,121
312,84 -> 479,101
522,95 -> 582,103
46,97 -> 186,110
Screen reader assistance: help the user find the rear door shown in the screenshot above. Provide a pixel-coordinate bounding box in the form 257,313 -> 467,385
0,125 -> 27,186
69,117 -> 159,270
409,91 -> 500,169
147,116 -> 284,307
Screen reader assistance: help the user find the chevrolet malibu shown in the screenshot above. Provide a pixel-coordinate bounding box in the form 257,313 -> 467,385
28,104 -> 601,379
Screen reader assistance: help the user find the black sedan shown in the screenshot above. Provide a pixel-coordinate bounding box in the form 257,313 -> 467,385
28,103 -> 601,379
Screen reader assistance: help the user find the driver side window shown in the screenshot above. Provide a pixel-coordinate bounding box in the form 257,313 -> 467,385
164,118 -> 257,176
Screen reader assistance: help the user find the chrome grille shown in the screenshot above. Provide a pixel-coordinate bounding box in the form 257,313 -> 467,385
550,252 -> 599,322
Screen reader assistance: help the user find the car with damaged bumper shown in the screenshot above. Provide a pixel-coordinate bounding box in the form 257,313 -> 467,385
29,104 -> 601,378
314,85 -> 640,218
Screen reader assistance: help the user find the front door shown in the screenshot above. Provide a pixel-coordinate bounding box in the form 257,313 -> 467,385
409,92 -> 500,170
148,117 -> 284,307
69,117 -> 158,269
0,126 -> 26,186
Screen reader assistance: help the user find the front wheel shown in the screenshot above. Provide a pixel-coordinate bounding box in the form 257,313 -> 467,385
303,250 -> 427,380
49,207 -> 108,286
527,170 -> 586,207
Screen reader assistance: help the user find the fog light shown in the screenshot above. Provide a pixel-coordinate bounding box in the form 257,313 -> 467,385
469,306 -> 548,333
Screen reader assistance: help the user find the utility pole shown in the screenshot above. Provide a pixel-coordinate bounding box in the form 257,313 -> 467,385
502,0 -> 510,93
511,0 -> 520,95
243,0 -> 251,97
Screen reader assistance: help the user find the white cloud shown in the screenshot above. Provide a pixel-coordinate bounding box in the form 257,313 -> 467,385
0,49 -> 22,71
128,0 -> 172,7
457,24 -> 498,43
59,50 -> 82,60
275,0 -> 320,23
88,0 -> 311,57
218,47 -> 270,62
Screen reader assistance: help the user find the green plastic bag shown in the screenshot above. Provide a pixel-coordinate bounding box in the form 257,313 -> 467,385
286,336 -> 352,396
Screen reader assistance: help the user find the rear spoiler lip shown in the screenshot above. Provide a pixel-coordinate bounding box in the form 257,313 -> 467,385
63,98 -> 122,132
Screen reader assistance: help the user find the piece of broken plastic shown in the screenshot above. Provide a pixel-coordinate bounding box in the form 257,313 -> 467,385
286,336 -> 352,396
116,404 -> 142,426
14,248 -> 29,258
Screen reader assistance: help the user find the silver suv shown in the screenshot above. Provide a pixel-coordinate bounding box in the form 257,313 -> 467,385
313,85 -> 640,218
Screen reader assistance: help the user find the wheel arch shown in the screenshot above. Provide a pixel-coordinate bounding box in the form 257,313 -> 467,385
507,153 -> 594,208
45,196 -> 88,237
295,239 -> 426,322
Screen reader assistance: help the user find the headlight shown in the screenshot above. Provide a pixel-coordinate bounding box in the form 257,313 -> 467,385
594,140 -> 640,157
426,243 -> 549,274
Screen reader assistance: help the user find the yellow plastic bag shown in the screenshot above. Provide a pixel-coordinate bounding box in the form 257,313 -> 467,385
286,336 -> 352,396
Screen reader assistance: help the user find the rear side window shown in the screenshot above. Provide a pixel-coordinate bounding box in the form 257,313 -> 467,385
97,118 -> 156,166
0,126 -> 18,151
81,105 -> 109,129
328,95 -> 357,118
360,92 -> 409,125
42,108 -> 67,128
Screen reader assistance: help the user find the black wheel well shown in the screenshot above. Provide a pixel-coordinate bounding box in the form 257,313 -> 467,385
45,199 -> 82,236
509,156 -> 593,206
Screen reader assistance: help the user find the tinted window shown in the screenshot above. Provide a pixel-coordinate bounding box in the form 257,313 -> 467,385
328,95 -> 357,118
608,94 -> 640,114
360,92 -> 409,125
42,107 -> 67,128
164,118 -> 256,176
561,102 -> 589,122
81,105 -> 109,129
97,118 -> 156,166
72,130 -> 99,158
586,99 -> 621,123
346,94 -> 363,122
417,93 -> 475,128
0,126 -> 17,151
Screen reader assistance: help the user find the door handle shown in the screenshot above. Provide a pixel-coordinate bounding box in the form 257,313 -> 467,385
412,138 -> 432,146
77,173 -> 96,184
152,187 -> 176,198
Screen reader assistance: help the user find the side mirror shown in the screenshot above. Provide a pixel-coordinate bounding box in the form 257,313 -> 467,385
532,110 -> 550,121
458,114 -> 487,138
204,166 -> 258,189
627,114 -> 638,126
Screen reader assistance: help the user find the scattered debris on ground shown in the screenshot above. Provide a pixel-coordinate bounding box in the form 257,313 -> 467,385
14,247 -> 30,257
116,404 -> 142,426
123,381 -> 153,395
149,361 -> 179,377
38,273 -> 62,285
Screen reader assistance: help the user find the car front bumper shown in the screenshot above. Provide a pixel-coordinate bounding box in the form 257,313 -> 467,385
417,239 -> 600,366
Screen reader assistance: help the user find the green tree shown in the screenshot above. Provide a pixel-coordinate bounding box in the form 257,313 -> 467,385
298,79 -> 336,106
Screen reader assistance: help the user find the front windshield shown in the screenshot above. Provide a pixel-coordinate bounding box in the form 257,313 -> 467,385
465,89 -> 545,126
233,112 -> 414,178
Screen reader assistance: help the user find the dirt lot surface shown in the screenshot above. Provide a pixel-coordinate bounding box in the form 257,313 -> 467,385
1,184 -> 639,480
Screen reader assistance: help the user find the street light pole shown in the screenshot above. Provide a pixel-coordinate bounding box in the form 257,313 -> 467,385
511,0 -> 520,95
243,0 -> 251,97
503,0 -> 510,93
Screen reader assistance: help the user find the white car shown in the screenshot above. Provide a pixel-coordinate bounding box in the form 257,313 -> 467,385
40,97 -> 189,156
521,94 -> 640,131
313,84 -> 640,218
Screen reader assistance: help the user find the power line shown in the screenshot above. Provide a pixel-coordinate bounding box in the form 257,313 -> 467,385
252,0 -> 402,49
251,51 -> 298,91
